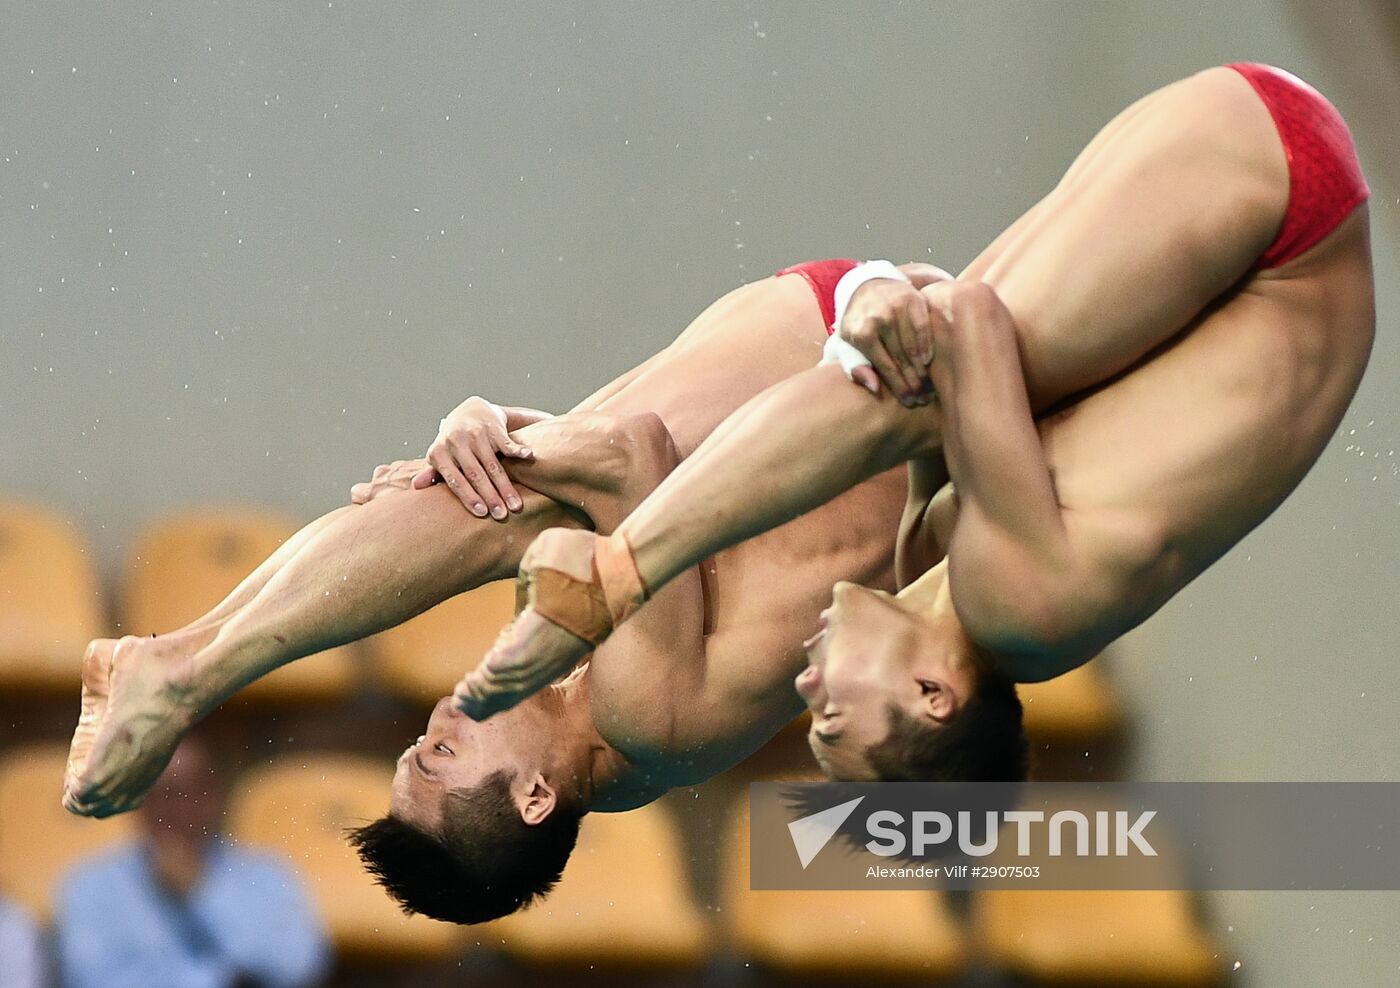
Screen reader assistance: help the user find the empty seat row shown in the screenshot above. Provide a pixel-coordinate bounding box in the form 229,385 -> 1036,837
0,500 -> 1123,741
0,745 -> 1223,983
0,501 -> 503,705
0,503 -> 105,692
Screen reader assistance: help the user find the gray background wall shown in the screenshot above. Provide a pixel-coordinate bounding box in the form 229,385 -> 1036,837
4,1 -> 1397,983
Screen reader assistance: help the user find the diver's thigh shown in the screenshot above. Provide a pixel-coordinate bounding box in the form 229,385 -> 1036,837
971,68 -> 1289,409
585,275 -> 829,457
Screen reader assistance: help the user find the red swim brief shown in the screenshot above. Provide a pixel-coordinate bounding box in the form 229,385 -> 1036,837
778,65 -> 1366,319
1226,62 -> 1369,269
775,258 -> 858,334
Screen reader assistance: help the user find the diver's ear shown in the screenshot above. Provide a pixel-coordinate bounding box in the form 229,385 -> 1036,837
918,677 -> 959,723
517,773 -> 558,826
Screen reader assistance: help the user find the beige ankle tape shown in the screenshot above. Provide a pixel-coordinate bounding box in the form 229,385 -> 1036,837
520,529 -> 614,645
595,533 -> 649,626
521,530 -> 648,646
527,567 -> 613,645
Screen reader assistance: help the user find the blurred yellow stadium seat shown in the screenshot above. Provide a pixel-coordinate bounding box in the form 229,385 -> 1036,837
0,502 -> 105,692
122,510 -> 356,704
719,794 -> 968,979
0,742 -> 136,923
1018,661 -> 1122,743
228,752 -> 470,960
970,793 -> 1221,985
972,887 -> 1223,985
371,580 -> 515,706
492,802 -> 713,970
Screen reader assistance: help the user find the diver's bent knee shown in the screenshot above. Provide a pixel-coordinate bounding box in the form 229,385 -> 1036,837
619,411 -> 678,467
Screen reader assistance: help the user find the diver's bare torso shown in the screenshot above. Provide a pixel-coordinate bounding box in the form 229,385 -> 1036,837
571,275 -> 907,792
919,206 -> 1374,678
590,478 -> 902,789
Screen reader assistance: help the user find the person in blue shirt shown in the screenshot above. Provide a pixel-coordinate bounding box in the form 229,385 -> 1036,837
54,735 -> 329,988
0,893 -> 46,988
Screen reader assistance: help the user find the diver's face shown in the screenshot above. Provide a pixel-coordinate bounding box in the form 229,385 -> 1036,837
389,696 -> 541,829
795,581 -> 964,779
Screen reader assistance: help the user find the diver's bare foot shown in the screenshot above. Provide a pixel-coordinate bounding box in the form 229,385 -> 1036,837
453,607 -> 591,719
64,639 -> 118,802
455,527 -> 638,719
62,629 -> 213,818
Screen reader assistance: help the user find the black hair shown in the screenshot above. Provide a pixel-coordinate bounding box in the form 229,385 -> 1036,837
865,670 -> 1028,783
348,769 -> 581,924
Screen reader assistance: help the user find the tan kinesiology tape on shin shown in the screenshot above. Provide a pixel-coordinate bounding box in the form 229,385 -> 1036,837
524,531 -> 650,646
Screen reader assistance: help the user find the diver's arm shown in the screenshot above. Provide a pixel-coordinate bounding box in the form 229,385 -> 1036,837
499,405 -> 555,429
921,281 -> 1080,651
